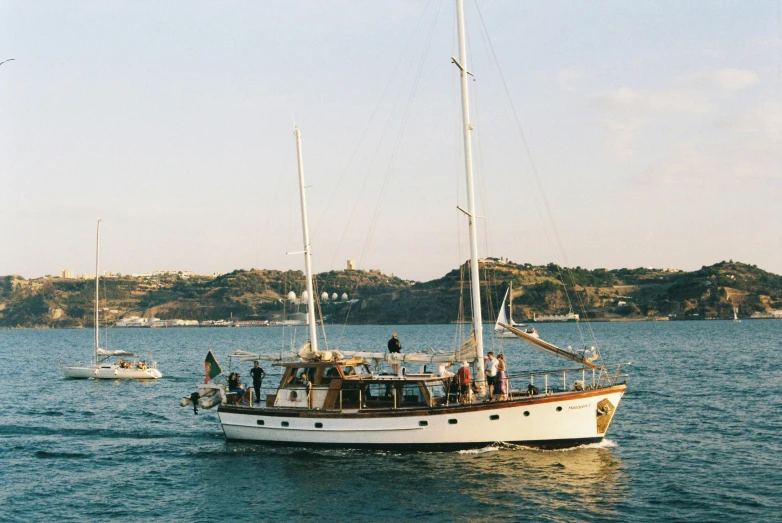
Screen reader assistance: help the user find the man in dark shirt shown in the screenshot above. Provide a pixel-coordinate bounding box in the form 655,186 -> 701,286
388,333 -> 401,353
388,333 -> 401,374
250,361 -> 266,404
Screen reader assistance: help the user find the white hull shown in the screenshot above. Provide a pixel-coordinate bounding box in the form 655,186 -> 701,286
218,385 -> 624,450
62,364 -> 163,379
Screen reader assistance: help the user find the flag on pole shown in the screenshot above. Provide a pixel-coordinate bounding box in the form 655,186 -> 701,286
204,350 -> 222,384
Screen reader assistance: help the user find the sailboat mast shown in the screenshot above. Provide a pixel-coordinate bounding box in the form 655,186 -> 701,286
94,219 -> 101,365
294,128 -> 319,352
455,0 -> 485,384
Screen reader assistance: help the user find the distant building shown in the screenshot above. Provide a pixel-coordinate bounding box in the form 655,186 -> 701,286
59,269 -> 74,279
347,260 -> 356,270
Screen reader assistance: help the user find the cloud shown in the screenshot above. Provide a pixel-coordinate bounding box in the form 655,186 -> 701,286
591,86 -> 710,156
591,68 -> 761,158
636,100 -> 782,187
700,49 -> 724,59
557,67 -> 583,91
678,68 -> 760,92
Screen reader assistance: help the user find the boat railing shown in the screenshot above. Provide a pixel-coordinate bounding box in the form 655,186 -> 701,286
237,363 -> 629,409
499,363 -> 629,397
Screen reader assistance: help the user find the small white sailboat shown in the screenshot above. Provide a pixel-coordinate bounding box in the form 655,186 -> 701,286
733,307 -> 741,323
61,220 -> 162,380
495,283 -> 538,338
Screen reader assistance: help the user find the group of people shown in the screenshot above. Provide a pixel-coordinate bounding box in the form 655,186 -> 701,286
485,351 -> 509,401
227,361 -> 267,405
116,359 -> 147,370
389,333 -> 510,402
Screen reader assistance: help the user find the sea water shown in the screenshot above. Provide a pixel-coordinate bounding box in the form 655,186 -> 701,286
0,321 -> 779,522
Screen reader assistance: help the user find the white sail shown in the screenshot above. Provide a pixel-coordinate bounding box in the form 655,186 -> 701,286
495,288 -> 510,332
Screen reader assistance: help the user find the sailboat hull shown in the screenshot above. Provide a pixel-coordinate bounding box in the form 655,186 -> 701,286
61,364 -> 163,379
217,384 -> 624,450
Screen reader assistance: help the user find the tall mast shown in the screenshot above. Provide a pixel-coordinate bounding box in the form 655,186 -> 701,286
294,128 -> 319,351
94,219 -> 101,364
454,0 -> 485,385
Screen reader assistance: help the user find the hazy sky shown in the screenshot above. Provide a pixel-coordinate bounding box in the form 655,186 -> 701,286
2,1 -> 781,281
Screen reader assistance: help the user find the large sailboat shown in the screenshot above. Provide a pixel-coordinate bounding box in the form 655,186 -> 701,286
494,283 -> 538,338
213,0 -> 626,450
61,220 -> 163,380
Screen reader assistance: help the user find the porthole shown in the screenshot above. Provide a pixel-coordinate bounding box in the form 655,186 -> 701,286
315,422 -> 323,429
419,420 -> 428,427
256,419 -> 265,426
523,411 -> 530,417
281,421 -> 289,427
448,419 -> 458,425
490,415 -> 499,421
556,406 -> 562,412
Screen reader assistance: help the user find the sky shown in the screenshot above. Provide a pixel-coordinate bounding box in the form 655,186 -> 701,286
1,0 -> 781,282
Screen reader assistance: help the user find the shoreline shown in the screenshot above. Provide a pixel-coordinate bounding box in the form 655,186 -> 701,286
2,316 -> 779,330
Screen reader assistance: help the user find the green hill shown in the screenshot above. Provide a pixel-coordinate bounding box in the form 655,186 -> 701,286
1,260 -> 780,328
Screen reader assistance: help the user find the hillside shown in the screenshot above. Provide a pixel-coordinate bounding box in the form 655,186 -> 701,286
1,260 -> 780,328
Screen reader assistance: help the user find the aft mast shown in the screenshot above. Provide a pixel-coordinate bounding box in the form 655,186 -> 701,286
294,128 -> 319,352
454,0 -> 485,386
94,219 -> 101,365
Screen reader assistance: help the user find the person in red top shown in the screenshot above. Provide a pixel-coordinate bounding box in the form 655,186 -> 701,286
455,362 -> 472,403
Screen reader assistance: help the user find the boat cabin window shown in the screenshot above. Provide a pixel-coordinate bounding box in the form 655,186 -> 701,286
320,366 -> 341,385
424,381 -> 447,402
283,367 -> 315,387
401,383 -> 425,405
342,366 -> 358,376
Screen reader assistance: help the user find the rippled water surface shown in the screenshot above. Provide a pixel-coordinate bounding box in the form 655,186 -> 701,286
1,321 -> 780,522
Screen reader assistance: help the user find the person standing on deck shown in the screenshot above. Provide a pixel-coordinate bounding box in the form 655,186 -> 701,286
485,352 -> 498,400
388,333 -> 402,374
250,361 -> 266,404
455,362 -> 472,403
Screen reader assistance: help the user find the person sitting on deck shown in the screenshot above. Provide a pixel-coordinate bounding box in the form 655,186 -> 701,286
455,362 -> 473,404
228,372 -> 248,404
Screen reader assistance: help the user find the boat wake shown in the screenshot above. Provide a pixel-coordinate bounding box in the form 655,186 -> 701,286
485,439 -> 619,453
458,445 -> 500,455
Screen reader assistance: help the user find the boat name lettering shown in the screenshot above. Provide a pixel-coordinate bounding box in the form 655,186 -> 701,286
569,404 -> 590,410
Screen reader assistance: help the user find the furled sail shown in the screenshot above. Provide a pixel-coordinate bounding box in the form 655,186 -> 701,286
497,322 -> 601,368
96,348 -> 137,357
231,336 -> 479,366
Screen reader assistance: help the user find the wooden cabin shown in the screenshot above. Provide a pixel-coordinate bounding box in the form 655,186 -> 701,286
268,358 -> 450,411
